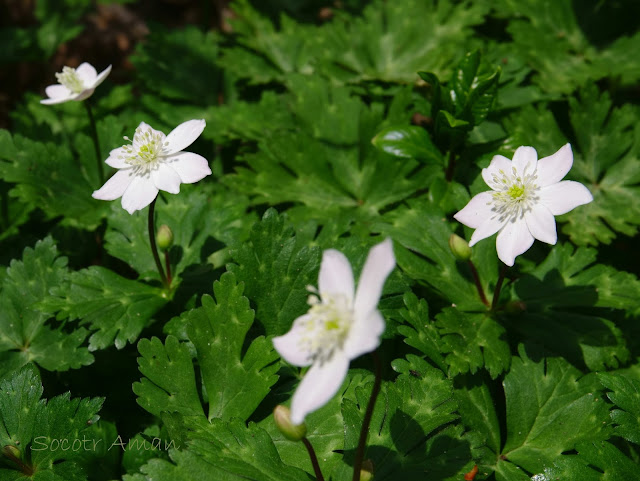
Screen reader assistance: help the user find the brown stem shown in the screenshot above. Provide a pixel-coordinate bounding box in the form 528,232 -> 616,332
301,437 -> 325,481
352,351 -> 382,481
148,198 -> 169,288
492,265 -> 508,309
468,260 -> 489,307
84,100 -> 104,184
445,150 -> 456,182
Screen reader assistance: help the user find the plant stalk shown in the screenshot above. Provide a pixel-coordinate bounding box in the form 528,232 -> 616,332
352,351 -> 382,481
492,265 -> 508,309
84,100 -> 104,184
468,260 -> 490,307
148,198 -> 169,288
302,437 -> 325,481
164,250 -> 173,286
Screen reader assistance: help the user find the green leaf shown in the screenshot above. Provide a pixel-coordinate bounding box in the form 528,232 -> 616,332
227,76 -> 437,222
0,237 -> 92,379
135,272 -> 279,422
509,243 -> 636,370
105,184 -> 255,281
131,26 -> 221,104
129,419 -> 309,481
41,266 -> 169,351
496,345 -> 610,478
436,308 -> 511,378
372,126 -> 443,164
598,372 -> 640,445
395,292 -> 447,372
375,198 -> 494,310
0,181 -> 33,241
532,441 -> 640,481
335,355 -> 469,480
0,364 -> 103,480
0,130 -> 108,230
228,209 -> 320,336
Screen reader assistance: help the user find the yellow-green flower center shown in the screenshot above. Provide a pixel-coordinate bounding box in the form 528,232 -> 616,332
490,165 -> 540,221
298,291 -> 353,364
55,67 -> 85,94
118,126 -> 169,174
507,184 -> 525,199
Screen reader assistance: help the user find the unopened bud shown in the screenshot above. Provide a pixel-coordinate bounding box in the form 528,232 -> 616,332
359,459 -> 374,481
2,445 -> 21,461
156,224 -> 174,251
449,234 -> 471,261
504,300 -> 526,314
273,405 -> 307,441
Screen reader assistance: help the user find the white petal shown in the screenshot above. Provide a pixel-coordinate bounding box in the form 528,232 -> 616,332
512,146 -> 538,174
151,163 -> 182,194
454,191 -> 495,229
318,249 -> 355,303
525,204 -> 557,245
105,147 -> 129,169
482,155 -> 513,189
40,85 -> 74,104
45,84 -> 71,99
164,119 -> 206,155
535,144 -> 573,187
120,175 -> 159,214
344,309 -> 384,359
163,152 -> 212,184
93,64 -> 112,88
272,314 -> 314,367
539,180 -> 593,215
469,216 -> 506,246
74,88 -> 96,101
92,169 -> 134,201
354,238 -> 395,315
496,219 -> 535,266
290,354 -> 350,425
75,62 -> 97,84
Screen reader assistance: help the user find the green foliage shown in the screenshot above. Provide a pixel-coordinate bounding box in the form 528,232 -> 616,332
134,272 -> 279,422
0,364 -> 103,480
598,372 -> 640,445
228,208 -> 320,336
41,266 -> 169,351
496,345 -> 611,478
0,129 -> 109,231
0,238 -> 92,379
126,419 -> 310,481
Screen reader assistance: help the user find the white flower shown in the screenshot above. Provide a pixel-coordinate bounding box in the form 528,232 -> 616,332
40,63 -> 112,105
454,144 -> 593,266
273,239 -> 395,425
92,119 -> 211,214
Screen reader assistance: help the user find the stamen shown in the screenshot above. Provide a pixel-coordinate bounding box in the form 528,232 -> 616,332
488,163 -> 540,222
55,67 -> 85,94
119,126 -> 170,175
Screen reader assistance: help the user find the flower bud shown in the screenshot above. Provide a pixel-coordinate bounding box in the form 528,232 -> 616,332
273,405 -> 307,441
2,445 -> 21,461
449,234 -> 472,261
156,224 -> 174,251
504,300 -> 526,314
359,459 -> 374,481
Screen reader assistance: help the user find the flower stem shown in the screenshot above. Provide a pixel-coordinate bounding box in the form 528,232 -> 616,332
164,250 -> 173,286
352,351 -> 382,481
301,437 -> 325,481
445,150 -> 456,182
84,100 -> 104,184
468,260 -> 490,307
491,265 -> 508,309
148,198 -> 169,288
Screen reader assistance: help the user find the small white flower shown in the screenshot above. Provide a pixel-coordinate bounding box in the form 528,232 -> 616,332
40,63 -> 112,105
454,144 -> 593,266
273,239 -> 395,425
92,119 -> 211,214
